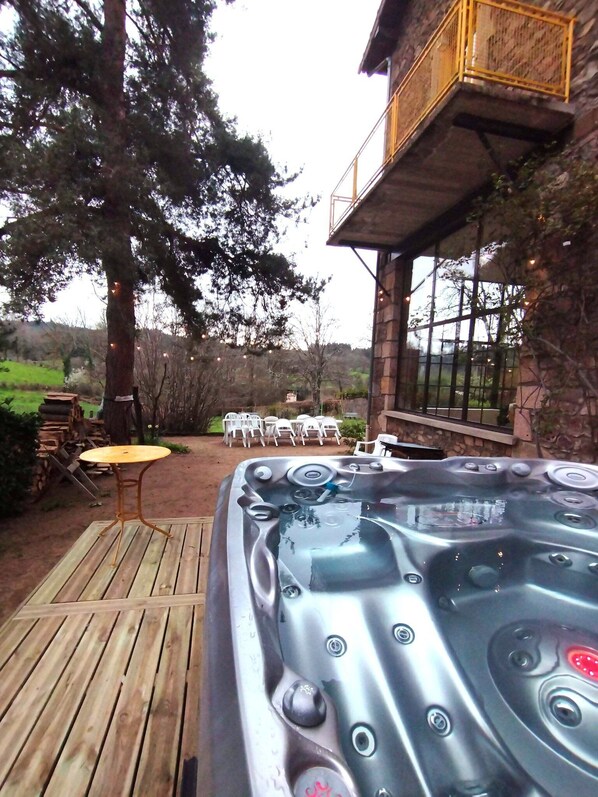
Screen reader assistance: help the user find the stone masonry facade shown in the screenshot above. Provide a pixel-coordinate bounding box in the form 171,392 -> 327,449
367,0 -> 597,460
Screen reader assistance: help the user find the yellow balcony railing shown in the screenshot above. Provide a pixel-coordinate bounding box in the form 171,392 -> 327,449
330,0 -> 574,236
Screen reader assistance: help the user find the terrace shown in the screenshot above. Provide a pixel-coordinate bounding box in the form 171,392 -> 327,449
0,436 -> 338,796
0,516 -> 212,795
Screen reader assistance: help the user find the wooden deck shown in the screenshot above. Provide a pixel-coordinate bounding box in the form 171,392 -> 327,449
0,517 -> 213,796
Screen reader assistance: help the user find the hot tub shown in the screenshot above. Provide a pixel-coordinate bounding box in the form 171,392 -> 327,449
198,456 -> 598,797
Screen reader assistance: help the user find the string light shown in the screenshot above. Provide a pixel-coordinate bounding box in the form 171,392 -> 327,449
110,342 -> 117,349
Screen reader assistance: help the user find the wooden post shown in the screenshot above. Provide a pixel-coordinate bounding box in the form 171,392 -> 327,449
133,386 -> 145,445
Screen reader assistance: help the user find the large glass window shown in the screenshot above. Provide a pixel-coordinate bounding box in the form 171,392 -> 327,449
397,220 -> 522,428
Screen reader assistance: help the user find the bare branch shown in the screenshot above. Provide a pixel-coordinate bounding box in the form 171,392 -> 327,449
124,9 -> 154,50
72,0 -> 102,31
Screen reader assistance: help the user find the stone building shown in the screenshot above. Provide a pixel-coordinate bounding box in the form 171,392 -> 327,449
328,0 -> 597,462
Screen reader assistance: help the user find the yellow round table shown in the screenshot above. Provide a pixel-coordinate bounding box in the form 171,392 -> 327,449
80,445 -> 172,566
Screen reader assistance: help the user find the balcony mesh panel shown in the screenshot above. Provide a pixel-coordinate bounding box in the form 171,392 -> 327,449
467,1 -> 565,94
390,8 -> 460,157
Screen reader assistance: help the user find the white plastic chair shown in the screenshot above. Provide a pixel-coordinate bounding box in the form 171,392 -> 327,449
320,417 -> 341,445
354,433 -> 398,457
272,418 -> 296,447
223,412 -> 240,446
225,414 -> 249,447
299,418 -> 323,446
293,414 -> 311,436
244,414 -> 265,447
263,416 -> 278,444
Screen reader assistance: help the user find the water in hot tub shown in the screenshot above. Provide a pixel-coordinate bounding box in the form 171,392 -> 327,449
254,476 -> 598,797
268,487 -> 508,592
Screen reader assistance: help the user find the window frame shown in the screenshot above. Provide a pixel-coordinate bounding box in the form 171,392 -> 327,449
395,218 -> 521,428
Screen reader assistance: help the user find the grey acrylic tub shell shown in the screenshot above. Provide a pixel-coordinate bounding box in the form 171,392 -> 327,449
198,456 -> 598,797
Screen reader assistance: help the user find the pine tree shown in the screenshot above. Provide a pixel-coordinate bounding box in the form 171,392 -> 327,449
0,0 -> 318,441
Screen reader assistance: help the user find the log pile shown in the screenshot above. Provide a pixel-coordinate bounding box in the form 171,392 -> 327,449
84,418 -> 111,449
38,392 -> 82,440
33,393 -> 110,496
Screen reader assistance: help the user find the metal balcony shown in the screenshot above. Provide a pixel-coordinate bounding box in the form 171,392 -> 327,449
328,0 -> 575,251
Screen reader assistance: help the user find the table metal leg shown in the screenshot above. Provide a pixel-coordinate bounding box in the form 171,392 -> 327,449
98,461 -> 173,567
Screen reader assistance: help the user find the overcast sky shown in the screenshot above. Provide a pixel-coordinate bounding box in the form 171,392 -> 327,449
42,0 -> 388,347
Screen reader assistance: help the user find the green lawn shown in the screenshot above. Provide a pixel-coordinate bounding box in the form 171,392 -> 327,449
208,416 -> 223,433
0,360 -> 63,388
0,360 -> 100,417
1,388 -> 99,417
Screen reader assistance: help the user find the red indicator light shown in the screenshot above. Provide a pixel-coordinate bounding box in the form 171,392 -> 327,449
567,646 -> 598,681
306,782 -> 333,797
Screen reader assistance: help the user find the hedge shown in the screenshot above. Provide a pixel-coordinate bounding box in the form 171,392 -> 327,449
0,400 -> 42,517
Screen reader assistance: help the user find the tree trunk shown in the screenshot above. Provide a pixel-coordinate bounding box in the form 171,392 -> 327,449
101,0 -> 135,444
312,377 -> 322,415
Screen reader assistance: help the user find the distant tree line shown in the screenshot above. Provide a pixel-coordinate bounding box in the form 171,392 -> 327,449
4,318 -> 370,433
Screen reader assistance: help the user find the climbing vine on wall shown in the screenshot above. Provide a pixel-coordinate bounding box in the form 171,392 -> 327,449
473,147 -> 598,460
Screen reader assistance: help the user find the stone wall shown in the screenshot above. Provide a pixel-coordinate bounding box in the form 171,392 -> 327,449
369,255 -> 405,433
383,415 -> 514,459
388,2 -> 451,93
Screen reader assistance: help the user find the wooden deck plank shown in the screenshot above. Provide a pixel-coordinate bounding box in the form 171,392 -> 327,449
127,526 -> 170,599
200,518 -> 213,557
101,524 -> 152,600
87,608 -> 169,797
0,613 -> 93,789
43,609 -> 146,797
152,524 -> 188,597
175,522 -> 202,595
139,516 -> 213,524
197,519 -> 212,595
0,617 -> 36,669
26,529 -> 103,606
134,605 -> 194,795
177,603 -> 204,796
15,592 -> 205,619
55,521 -> 139,603
0,617 -> 66,720
1,611 -> 120,794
